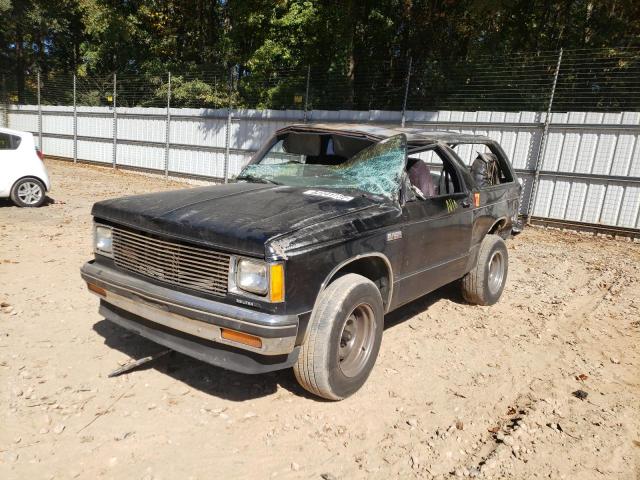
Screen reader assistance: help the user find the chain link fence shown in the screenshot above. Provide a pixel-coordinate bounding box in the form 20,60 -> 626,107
1,47 -> 639,235
3,48 -> 640,112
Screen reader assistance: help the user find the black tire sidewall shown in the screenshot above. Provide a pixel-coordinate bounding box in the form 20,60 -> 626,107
325,282 -> 384,399
11,178 -> 46,208
481,238 -> 508,305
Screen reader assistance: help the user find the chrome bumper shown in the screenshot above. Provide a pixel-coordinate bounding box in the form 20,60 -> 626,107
81,261 -> 298,356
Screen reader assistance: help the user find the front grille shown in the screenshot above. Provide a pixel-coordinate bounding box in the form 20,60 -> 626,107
111,226 -> 230,296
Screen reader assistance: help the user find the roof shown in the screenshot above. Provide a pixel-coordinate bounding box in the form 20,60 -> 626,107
279,123 -> 493,145
0,127 -> 33,138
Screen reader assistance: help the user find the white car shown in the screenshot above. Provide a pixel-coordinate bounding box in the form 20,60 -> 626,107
0,127 -> 51,207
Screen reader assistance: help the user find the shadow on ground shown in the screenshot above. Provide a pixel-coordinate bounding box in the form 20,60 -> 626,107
384,281 -> 465,330
92,281 -> 465,402
0,196 -> 56,208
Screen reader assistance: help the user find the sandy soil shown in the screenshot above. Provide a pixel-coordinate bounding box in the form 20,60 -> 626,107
1,159 -> 639,480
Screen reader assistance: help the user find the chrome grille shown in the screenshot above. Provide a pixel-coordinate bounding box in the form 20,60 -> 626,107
111,226 -> 230,296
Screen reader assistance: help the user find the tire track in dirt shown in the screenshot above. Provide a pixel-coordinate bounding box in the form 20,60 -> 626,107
438,266 -> 637,479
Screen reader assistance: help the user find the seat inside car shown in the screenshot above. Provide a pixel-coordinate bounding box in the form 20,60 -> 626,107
470,151 -> 500,187
406,157 -> 436,198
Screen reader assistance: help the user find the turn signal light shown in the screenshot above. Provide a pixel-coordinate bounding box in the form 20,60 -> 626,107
474,192 -> 481,207
269,264 -> 285,303
87,283 -> 106,297
221,328 -> 263,349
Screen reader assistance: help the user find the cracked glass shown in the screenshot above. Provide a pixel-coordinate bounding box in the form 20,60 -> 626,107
238,134 -> 407,201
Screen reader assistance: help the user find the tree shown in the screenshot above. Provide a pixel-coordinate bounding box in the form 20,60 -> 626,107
0,0 -> 638,109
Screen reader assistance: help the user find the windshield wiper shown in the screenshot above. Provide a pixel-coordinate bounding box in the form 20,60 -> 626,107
236,174 -> 279,185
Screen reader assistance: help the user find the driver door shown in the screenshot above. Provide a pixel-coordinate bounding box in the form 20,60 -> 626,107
395,145 -> 473,306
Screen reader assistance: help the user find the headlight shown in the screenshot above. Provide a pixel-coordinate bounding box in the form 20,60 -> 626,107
236,259 -> 268,295
94,225 -> 113,257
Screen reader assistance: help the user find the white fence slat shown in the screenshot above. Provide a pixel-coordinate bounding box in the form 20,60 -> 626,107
5,105 -> 639,231
617,185 -> 640,228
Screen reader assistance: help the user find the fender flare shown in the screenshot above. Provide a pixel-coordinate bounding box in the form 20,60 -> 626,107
487,216 -> 509,236
318,252 -> 394,313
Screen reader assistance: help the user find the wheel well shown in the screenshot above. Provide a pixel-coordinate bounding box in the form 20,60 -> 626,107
325,256 -> 392,311
488,218 -> 509,238
12,176 -> 47,193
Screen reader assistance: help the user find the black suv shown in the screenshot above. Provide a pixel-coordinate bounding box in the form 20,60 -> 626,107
81,123 -> 521,400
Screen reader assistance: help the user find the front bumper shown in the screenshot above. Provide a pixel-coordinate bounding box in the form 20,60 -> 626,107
81,261 -> 300,374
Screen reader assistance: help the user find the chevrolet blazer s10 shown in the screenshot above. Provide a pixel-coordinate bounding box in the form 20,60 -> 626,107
81,124 -> 521,400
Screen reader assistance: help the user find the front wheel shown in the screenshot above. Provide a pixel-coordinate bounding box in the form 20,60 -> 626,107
294,273 -> 384,400
461,234 -> 509,306
11,178 -> 46,207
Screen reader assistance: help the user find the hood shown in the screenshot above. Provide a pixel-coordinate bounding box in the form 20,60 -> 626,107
92,182 -> 398,257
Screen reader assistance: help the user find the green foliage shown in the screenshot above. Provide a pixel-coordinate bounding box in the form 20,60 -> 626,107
0,0 -> 638,109
76,89 -> 102,106
156,76 -> 239,108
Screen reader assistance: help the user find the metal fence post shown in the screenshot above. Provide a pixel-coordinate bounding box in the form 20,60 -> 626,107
1,74 -> 7,128
164,72 -> 171,179
223,67 -> 235,183
401,57 -> 412,127
37,70 -> 42,150
526,48 -> 563,223
303,65 -> 311,123
73,74 -> 77,163
224,108 -> 231,183
112,73 -> 117,169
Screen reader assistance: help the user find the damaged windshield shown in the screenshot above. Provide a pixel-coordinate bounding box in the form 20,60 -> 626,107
238,133 -> 407,201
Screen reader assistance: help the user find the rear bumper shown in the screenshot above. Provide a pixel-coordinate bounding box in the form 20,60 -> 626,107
81,260 -> 300,374
39,167 -> 51,192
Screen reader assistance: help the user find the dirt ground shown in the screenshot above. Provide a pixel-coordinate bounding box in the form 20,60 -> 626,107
1,159 -> 639,480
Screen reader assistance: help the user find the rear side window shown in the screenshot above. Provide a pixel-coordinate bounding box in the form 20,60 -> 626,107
450,143 -> 513,184
0,133 -> 21,150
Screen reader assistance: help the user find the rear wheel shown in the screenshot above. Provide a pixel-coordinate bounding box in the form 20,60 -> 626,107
11,178 -> 46,207
461,234 -> 508,305
294,274 -> 384,400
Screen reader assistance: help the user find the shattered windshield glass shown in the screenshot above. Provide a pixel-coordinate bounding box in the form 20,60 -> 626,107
238,134 -> 407,201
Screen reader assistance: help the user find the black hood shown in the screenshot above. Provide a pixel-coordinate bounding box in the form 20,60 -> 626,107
92,182 -> 398,257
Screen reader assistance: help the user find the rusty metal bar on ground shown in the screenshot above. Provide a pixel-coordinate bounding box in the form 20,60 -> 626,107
107,349 -> 172,378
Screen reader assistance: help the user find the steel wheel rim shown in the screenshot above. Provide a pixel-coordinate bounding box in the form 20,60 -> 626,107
337,303 -> 375,378
17,182 -> 43,205
488,250 -> 504,294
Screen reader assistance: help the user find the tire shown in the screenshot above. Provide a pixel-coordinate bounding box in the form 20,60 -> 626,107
11,178 -> 46,208
461,234 -> 508,306
294,273 -> 384,400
